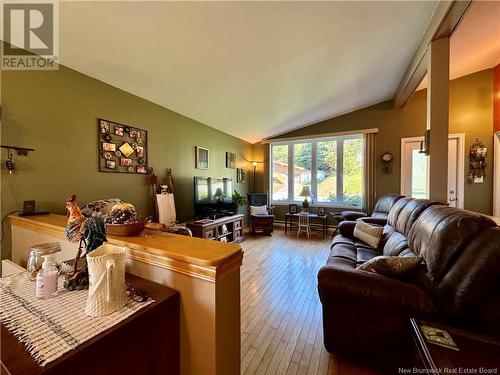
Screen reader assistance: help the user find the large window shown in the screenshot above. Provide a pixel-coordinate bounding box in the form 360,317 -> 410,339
270,135 -> 364,207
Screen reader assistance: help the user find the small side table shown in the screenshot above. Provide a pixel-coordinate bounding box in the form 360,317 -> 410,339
410,318 -> 500,372
284,213 -> 328,238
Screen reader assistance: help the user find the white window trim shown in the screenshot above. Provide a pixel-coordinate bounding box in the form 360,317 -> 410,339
263,128 -> 378,144
269,134 -> 364,208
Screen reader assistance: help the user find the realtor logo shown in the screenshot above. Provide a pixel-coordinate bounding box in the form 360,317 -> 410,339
1,0 -> 59,70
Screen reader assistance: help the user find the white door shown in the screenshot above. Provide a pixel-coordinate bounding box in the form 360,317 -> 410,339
447,137 -> 459,207
401,134 -> 464,208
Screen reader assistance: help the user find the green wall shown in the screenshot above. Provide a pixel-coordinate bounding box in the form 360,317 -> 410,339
263,69 -> 494,219
1,65 -> 253,259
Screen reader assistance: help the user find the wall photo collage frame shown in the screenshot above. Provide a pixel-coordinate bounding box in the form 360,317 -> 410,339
98,118 -> 148,174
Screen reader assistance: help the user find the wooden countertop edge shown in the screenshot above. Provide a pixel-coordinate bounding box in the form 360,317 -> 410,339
9,215 -> 68,240
9,214 -> 243,282
127,248 -> 243,282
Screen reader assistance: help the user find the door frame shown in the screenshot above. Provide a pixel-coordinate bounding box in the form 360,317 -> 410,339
400,133 -> 465,208
494,131 -> 500,217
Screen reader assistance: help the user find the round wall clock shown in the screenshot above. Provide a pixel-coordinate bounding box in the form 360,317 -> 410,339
382,152 -> 393,162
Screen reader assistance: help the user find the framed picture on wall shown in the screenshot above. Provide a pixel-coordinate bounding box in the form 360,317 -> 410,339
98,118 -> 148,174
226,152 -> 236,169
196,146 -> 209,169
237,168 -> 246,183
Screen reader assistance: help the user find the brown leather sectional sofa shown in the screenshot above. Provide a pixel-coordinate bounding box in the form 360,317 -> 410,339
318,197 -> 500,359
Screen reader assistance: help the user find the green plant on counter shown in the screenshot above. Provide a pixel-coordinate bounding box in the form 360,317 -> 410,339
232,190 -> 248,207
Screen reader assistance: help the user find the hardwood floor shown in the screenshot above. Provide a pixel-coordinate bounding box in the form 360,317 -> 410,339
240,230 -> 380,375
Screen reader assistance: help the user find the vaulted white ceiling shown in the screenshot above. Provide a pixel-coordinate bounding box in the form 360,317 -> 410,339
59,1 -> 439,143
418,0 -> 500,91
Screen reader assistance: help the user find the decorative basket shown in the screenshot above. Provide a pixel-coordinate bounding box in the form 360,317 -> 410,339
85,244 -> 128,317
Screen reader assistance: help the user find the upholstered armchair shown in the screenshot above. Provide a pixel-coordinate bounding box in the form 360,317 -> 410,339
247,193 -> 275,235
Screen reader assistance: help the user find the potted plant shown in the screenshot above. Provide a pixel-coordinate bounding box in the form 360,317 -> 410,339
232,190 -> 248,213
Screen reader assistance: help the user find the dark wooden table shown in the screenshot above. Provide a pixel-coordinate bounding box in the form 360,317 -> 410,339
284,213 -> 328,238
1,274 -> 180,375
411,318 -> 500,372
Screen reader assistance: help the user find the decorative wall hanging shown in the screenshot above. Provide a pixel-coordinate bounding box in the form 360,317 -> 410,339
381,152 -> 393,174
237,168 -> 246,183
467,138 -> 487,184
226,152 -> 236,169
98,119 -> 148,174
1,145 -> 34,174
195,146 -> 209,169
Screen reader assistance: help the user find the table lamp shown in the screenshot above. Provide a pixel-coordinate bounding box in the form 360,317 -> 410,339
299,185 -> 311,210
214,188 -> 224,202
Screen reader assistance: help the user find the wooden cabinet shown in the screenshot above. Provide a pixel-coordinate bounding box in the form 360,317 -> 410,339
1,274 -> 180,375
187,214 -> 244,243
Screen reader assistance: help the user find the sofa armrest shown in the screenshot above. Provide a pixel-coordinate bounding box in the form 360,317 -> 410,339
338,221 -> 356,236
341,210 -> 367,221
317,265 -> 436,315
359,217 -> 387,226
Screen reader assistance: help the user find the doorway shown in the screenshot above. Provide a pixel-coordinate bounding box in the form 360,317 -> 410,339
400,133 -> 465,208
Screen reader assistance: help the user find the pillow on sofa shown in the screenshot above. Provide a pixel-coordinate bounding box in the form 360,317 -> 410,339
357,255 -> 423,278
353,220 -> 383,248
250,205 -> 268,215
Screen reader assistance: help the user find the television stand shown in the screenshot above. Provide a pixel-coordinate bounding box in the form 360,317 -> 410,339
186,214 -> 244,243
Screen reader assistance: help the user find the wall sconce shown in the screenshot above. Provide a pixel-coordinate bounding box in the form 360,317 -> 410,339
467,138 -> 487,184
1,145 -> 35,174
419,129 -> 430,156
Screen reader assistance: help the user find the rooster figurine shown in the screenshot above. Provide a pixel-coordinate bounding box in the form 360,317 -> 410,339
65,194 -> 85,242
64,194 -> 107,290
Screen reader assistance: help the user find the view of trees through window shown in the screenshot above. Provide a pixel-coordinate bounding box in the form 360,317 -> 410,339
271,136 -> 363,206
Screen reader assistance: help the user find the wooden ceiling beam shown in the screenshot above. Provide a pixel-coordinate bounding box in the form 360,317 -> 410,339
393,0 -> 472,109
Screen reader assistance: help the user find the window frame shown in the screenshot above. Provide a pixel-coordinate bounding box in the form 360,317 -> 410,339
269,134 -> 364,208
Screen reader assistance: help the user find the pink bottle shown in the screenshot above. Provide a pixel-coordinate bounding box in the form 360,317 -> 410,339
35,254 -> 58,299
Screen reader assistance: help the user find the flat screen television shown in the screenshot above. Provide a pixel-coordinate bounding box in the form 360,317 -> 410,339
194,177 -> 235,218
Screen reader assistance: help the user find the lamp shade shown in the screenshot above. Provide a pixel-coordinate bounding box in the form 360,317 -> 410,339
298,185 -> 311,198
214,188 -> 224,198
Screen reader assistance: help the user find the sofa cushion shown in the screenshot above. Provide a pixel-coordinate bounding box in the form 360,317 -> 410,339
330,243 -> 357,263
357,255 -> 423,278
387,198 -> 442,236
371,193 -> 404,219
353,220 -> 383,248
325,255 -> 357,270
250,214 -> 274,219
434,227 -> 500,333
356,247 -> 381,264
329,241 -> 380,264
331,234 -> 355,248
383,231 -> 409,256
250,205 -> 268,215
408,205 -> 496,282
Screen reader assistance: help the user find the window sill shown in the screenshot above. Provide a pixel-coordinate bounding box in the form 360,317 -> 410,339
271,202 -> 362,210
